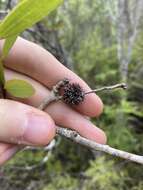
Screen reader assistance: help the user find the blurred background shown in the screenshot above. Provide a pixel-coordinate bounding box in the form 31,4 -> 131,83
0,0 -> 143,189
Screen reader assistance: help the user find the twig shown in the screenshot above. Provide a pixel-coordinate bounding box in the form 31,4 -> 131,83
39,79 -> 143,165
39,91 -> 61,110
85,83 -> 127,94
0,10 -> 9,14
39,79 -> 68,110
0,84 -> 6,99
8,152 -> 52,171
0,10 -> 9,20
56,127 -> 143,164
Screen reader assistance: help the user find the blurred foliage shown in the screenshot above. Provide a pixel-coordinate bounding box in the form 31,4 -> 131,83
83,157 -> 126,190
0,0 -> 143,190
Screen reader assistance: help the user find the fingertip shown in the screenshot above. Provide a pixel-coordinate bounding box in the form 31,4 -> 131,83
81,124 -> 107,144
76,93 -> 104,117
86,93 -> 104,117
95,94 -> 104,117
0,100 -> 56,146
24,111 -> 56,146
96,129 -> 107,144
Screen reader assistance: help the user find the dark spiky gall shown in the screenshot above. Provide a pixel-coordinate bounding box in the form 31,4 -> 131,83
63,83 -> 85,105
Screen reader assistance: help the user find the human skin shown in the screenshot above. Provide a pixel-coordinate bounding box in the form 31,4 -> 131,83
0,37 -> 106,165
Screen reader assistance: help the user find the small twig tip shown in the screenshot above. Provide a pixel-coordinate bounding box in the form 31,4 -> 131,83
121,83 -> 127,89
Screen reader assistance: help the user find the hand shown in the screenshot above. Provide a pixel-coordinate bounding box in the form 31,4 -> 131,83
0,37 -> 106,165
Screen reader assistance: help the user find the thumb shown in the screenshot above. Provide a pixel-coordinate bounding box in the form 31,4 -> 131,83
0,99 -> 55,146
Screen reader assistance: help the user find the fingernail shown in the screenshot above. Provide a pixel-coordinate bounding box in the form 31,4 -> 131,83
23,113 -> 55,145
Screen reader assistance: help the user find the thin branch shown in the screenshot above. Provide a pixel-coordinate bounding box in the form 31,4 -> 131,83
85,83 -> 127,94
8,152 -> 52,171
56,127 -> 143,164
0,84 -> 6,99
0,10 -> 9,14
39,79 -> 143,165
39,91 -> 61,110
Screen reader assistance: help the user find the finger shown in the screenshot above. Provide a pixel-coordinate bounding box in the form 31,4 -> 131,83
0,37 -> 103,117
0,143 -> 14,156
0,99 -> 55,145
0,143 -> 19,165
50,109 -> 106,144
5,69 -> 106,144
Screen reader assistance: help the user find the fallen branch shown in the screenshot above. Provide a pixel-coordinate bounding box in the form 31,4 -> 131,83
39,79 -> 143,165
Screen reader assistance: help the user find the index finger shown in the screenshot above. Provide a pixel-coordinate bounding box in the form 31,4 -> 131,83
0,37 -> 103,117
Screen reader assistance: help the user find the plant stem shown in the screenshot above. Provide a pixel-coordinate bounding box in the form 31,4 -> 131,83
39,91 -> 62,110
0,59 -> 6,98
0,84 -> 6,98
85,83 -> 127,95
57,127 -> 143,164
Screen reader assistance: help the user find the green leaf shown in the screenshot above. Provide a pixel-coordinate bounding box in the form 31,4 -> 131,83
0,0 -> 63,38
5,79 -> 35,98
2,35 -> 18,58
